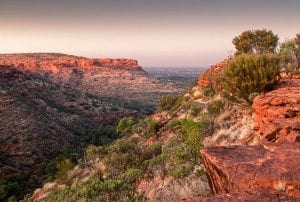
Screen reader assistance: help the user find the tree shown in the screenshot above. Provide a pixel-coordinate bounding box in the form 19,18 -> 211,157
296,34 -> 300,69
233,29 -> 279,55
279,39 -> 298,71
279,34 -> 300,71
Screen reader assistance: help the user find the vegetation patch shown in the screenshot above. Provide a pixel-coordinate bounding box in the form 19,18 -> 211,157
222,54 -> 280,104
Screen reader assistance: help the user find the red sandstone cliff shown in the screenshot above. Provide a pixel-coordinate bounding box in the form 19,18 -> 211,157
0,53 -> 142,73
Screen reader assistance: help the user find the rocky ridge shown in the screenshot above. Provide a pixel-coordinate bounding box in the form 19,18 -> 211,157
0,53 -> 179,103
0,53 -> 142,72
196,61 -> 300,200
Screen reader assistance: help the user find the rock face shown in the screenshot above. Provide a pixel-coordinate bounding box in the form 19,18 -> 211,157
197,59 -> 230,90
200,142 -> 300,197
94,58 -> 141,70
253,78 -> 300,143
0,53 -> 142,72
182,190 -> 300,202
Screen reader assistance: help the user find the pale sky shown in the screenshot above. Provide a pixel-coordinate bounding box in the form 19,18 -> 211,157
0,0 -> 299,66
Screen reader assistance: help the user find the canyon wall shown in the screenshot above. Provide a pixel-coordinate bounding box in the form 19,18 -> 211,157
0,53 -> 142,73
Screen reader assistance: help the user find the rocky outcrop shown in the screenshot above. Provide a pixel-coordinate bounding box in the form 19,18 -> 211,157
0,53 -> 142,72
197,59 -> 230,90
182,190 -> 300,202
253,78 -> 300,143
93,58 -> 141,70
200,142 -> 300,197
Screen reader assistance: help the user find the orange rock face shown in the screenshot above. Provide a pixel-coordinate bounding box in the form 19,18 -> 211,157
197,58 -> 231,90
253,78 -> 300,143
200,142 -> 300,197
94,58 -> 141,69
182,190 -> 300,202
0,53 -> 142,73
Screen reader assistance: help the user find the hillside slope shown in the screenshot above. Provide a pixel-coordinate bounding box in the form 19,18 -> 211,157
0,66 -> 148,198
0,53 -> 185,200
29,59 -> 300,201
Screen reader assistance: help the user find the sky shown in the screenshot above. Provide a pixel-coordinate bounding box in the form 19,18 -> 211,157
0,0 -> 299,66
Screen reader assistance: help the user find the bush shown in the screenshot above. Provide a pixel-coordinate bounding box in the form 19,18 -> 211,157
136,118 -> 163,137
203,87 -> 216,97
55,159 -> 74,183
178,119 -> 206,158
116,117 -> 136,134
104,139 -> 143,176
222,54 -> 280,104
89,125 -> 117,146
158,95 -> 182,111
207,100 -> 224,114
189,103 -> 202,117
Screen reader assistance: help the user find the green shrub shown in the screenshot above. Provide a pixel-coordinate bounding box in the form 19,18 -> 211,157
203,87 -> 216,97
116,117 -> 136,134
104,139 -> 144,176
0,171 -> 29,201
89,125 -> 117,146
207,100 -> 224,114
55,159 -> 74,183
178,119 -> 206,158
189,103 -> 202,117
84,145 -> 106,160
222,54 -> 280,104
47,169 -> 144,201
136,118 -> 163,137
196,168 -> 205,177
158,95 -> 182,111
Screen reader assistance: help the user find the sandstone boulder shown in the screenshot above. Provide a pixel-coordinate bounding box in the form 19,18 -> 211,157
200,142 -> 300,196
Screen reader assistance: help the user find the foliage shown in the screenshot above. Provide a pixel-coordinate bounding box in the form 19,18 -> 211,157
47,169 -> 144,202
279,39 -> 298,72
104,138 -> 143,177
203,87 -> 216,97
89,125 -> 118,146
189,102 -> 202,117
207,100 -> 224,114
158,95 -> 183,111
55,159 -> 74,183
135,117 -> 163,137
116,117 -> 136,135
0,170 -> 29,201
177,119 -> 208,158
222,54 -> 280,104
233,29 -> 279,55
296,34 -> 300,70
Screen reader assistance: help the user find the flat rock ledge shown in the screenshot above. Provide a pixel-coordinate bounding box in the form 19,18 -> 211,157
181,190 -> 300,202
199,142 -> 300,200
